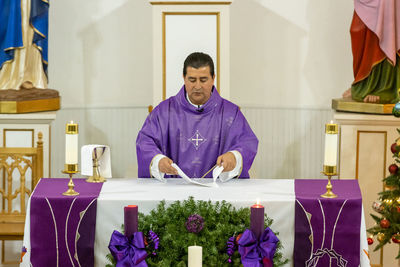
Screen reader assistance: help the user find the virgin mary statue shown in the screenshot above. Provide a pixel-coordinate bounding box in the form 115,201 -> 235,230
0,0 -> 49,90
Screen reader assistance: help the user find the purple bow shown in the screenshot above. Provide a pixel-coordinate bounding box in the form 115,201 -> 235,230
108,230 -> 148,267
238,228 -> 279,267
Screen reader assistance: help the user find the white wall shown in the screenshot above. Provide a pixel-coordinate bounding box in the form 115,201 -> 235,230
49,0 -> 153,108
230,0 -> 354,108
47,0 -> 354,178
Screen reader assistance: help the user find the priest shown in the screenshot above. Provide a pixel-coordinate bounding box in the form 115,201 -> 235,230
136,52 -> 258,179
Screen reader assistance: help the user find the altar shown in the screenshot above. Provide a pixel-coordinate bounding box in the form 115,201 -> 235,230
21,178 -> 369,267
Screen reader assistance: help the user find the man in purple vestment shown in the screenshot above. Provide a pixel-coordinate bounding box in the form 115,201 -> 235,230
136,52 -> 258,179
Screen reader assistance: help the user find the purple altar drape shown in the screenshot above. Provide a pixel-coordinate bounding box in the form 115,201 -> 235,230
30,178 -> 103,267
294,179 -> 362,267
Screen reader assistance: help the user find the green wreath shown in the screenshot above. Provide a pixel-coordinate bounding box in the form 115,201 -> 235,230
106,197 -> 288,266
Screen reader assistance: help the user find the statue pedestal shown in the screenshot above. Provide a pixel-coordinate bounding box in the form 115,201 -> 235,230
0,111 -> 56,177
332,98 -> 394,114
0,88 -> 60,114
335,111 -> 400,266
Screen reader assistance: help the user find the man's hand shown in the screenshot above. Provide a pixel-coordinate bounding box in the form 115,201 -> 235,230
216,152 -> 236,172
159,157 -> 178,175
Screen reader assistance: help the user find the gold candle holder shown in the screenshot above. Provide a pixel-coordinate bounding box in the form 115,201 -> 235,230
62,163 -> 79,196
321,165 -> 337,198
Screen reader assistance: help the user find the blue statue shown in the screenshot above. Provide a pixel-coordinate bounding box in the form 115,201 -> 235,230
0,0 -> 49,89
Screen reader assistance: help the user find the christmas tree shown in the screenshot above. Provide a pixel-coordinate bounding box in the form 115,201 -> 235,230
368,128 -> 400,257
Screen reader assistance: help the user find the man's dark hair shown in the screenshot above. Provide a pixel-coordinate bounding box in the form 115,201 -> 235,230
183,52 -> 215,77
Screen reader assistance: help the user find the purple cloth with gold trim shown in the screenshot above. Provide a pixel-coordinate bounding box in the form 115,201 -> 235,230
294,179 -> 362,267
136,86 -> 258,178
30,178 -> 102,267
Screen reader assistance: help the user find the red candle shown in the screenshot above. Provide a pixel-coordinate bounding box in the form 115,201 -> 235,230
250,201 -> 264,240
124,205 -> 138,238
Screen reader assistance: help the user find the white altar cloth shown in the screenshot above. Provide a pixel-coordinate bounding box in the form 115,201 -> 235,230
21,178 -> 369,267
95,178 -> 296,266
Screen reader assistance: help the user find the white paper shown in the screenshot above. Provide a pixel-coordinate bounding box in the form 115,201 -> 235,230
212,165 -> 224,182
171,163 -> 215,187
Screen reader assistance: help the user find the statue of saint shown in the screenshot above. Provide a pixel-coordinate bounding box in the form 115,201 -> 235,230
0,0 -> 48,90
343,0 -> 400,104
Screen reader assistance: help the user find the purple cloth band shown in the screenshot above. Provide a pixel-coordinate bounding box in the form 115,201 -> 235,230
294,179 -> 362,267
30,178 -> 103,267
108,230 -> 148,267
238,228 -> 279,267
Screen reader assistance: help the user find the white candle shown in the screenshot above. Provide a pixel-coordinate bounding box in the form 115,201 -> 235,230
188,245 -> 202,267
65,121 -> 78,164
323,121 -> 338,166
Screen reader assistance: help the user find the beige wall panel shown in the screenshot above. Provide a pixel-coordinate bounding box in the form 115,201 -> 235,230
165,14 -> 218,99
336,112 -> 400,266
357,132 -> 386,266
339,124 -> 357,179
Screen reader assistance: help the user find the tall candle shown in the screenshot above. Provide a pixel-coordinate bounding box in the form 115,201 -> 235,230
188,245 -> 202,267
65,121 -> 78,164
323,122 -> 338,167
250,199 -> 264,240
124,205 -> 138,238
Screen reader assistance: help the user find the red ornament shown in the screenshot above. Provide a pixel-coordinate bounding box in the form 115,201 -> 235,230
367,237 -> 374,245
397,206 -> 400,213
393,234 -> 400,244
389,164 -> 399,174
391,143 -> 398,154
380,219 -> 390,228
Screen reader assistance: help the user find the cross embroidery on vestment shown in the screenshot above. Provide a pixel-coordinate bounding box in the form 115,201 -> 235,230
188,130 -> 207,150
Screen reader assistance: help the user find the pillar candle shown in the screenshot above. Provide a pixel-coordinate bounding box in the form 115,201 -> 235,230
188,245 -> 202,267
323,121 -> 338,166
250,200 -> 264,240
65,121 -> 78,164
124,205 -> 138,238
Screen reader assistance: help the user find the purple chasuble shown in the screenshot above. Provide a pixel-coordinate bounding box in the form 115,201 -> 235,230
136,86 -> 258,178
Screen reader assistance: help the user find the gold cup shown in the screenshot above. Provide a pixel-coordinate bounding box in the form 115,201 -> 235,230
86,147 -> 106,183
86,157 -> 106,183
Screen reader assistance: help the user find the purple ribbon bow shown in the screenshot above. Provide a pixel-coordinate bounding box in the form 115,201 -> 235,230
238,228 -> 279,267
108,230 -> 148,267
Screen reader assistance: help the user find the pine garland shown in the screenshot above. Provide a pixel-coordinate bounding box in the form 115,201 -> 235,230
106,197 -> 288,266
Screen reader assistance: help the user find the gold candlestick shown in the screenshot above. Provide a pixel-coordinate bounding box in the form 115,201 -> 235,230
62,163 -> 79,196
321,165 -> 337,198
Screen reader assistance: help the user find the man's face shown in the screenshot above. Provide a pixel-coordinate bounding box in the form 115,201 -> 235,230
184,66 -> 215,105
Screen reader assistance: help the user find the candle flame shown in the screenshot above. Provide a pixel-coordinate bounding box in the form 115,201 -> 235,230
256,198 -> 260,205
330,120 -> 333,124
70,120 -> 74,124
